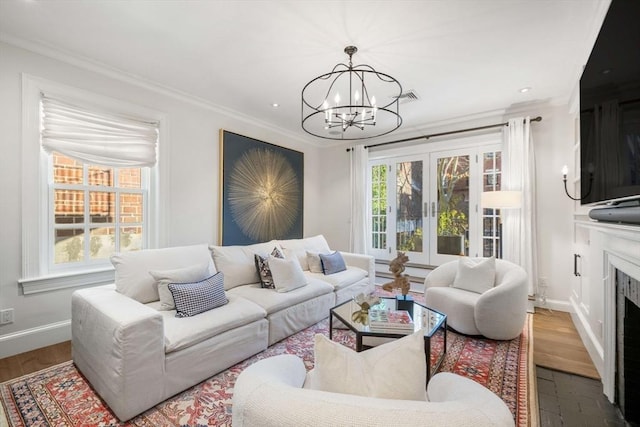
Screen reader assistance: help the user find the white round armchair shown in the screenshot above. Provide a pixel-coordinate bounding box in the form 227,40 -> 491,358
232,354 -> 515,427
424,258 -> 528,340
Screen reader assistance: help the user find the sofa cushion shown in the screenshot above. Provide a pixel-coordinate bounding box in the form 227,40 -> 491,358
210,240 -> 281,290
269,255 -> 308,293
309,331 -> 427,401
155,294 -> 267,353
278,235 -> 331,271
305,266 -> 367,291
227,278 -> 333,314
150,263 -> 211,310
452,256 -> 496,294
320,251 -> 347,275
111,244 -> 216,304
254,247 -> 284,289
169,272 -> 228,318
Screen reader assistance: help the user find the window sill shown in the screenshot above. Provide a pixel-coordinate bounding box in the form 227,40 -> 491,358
19,267 -> 115,295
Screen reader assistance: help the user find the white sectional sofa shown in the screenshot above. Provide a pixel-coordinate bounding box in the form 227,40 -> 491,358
71,235 -> 374,421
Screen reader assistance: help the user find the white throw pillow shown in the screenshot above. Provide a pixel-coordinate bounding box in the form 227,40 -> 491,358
209,240 -> 281,290
149,263 -> 211,311
306,250 -> 325,274
279,235 -> 331,271
311,331 -> 427,401
452,256 -> 496,294
268,255 -> 308,293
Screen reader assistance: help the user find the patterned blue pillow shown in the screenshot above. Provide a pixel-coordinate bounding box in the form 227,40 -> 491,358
168,272 -> 228,318
319,251 -> 347,275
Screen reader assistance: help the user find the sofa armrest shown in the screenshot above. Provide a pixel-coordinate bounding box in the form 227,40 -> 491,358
72,284 -> 166,421
340,252 -> 375,286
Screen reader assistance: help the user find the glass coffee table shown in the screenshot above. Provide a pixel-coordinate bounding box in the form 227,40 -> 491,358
329,297 -> 447,381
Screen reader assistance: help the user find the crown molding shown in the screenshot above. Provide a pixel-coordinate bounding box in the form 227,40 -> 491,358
1,33 -> 316,148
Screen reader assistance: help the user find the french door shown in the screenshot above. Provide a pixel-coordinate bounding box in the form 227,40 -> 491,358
369,156 -> 428,264
367,141 -> 502,266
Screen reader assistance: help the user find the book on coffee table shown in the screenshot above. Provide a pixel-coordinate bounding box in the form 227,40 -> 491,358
369,309 -> 414,332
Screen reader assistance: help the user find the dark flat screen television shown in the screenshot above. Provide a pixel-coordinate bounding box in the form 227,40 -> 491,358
579,0 -> 640,205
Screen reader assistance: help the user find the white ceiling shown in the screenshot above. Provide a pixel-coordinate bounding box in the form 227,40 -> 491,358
0,0 -> 610,145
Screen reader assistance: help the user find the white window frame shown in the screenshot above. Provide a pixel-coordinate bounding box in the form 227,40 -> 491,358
19,75 -> 167,294
47,155 -> 150,273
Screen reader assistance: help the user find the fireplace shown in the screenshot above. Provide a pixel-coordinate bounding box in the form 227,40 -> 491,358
616,269 -> 640,424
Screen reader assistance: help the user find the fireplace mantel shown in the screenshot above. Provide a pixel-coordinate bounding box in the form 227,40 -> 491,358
571,218 -> 640,403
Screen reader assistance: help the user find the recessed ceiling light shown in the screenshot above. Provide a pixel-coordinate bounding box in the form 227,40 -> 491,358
519,87 -> 531,93
271,103 -> 279,108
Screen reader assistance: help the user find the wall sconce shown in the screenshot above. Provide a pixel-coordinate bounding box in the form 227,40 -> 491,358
562,165 -> 593,201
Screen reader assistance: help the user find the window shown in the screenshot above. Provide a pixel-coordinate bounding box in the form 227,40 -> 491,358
50,152 -> 147,269
40,95 -> 158,272
367,133 -> 502,266
20,76 -> 163,294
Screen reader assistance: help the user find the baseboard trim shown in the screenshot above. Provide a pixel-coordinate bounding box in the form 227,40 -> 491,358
533,298 -> 572,312
0,320 -> 71,359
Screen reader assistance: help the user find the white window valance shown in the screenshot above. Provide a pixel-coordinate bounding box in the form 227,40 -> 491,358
41,95 -> 158,167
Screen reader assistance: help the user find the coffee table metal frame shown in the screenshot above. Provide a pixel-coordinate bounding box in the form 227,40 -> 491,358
329,297 -> 447,381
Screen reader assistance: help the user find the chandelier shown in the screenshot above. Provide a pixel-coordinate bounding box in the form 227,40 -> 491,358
301,46 -> 403,140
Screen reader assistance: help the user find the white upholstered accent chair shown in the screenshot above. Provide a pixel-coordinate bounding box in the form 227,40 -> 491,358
424,258 -> 528,340
232,354 -> 515,427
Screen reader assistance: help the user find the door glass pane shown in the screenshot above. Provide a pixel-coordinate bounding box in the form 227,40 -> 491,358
482,151 -> 501,257
436,155 -> 469,256
371,165 -> 388,250
396,161 -> 423,252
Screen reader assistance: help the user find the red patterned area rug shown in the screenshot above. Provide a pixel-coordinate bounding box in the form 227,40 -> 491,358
1,313 -> 534,427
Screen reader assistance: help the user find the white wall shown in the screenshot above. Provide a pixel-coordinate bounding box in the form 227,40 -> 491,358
318,104 -> 577,308
0,41 -> 322,357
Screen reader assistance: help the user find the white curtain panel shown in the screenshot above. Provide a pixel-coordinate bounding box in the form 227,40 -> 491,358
502,117 -> 538,296
349,145 -> 368,253
41,95 -> 159,167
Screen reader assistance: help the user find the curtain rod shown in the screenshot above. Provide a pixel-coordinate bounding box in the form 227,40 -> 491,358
346,116 -> 542,152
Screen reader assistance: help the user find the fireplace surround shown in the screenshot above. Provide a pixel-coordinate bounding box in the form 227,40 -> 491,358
571,219 -> 640,425
616,269 -> 640,423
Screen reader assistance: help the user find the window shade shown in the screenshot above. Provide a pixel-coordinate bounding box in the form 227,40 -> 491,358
41,95 -> 158,167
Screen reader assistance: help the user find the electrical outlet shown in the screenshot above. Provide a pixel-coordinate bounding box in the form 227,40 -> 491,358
0,308 -> 14,325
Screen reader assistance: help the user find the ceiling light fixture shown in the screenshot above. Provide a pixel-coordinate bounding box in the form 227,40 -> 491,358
519,87 -> 531,93
301,46 -> 402,140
